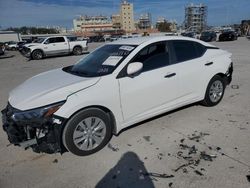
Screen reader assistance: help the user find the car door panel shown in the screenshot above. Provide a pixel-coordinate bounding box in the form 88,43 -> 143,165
169,40 -> 208,102
119,65 -> 180,121
118,42 -> 182,122
43,37 -> 68,55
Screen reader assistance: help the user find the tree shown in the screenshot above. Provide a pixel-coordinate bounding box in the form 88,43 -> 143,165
4,27 -> 59,34
157,21 -> 171,32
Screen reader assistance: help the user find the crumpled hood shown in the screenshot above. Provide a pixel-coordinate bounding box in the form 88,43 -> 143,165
24,43 -> 41,48
9,68 -> 100,110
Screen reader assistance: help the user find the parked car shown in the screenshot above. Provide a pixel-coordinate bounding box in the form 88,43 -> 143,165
0,42 -> 6,55
200,31 -> 217,42
6,41 -> 18,50
20,36 -> 88,60
181,32 -> 196,38
2,36 -> 233,156
219,31 -> 238,41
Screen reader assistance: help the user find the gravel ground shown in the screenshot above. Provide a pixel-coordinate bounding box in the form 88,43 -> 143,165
0,38 -> 249,188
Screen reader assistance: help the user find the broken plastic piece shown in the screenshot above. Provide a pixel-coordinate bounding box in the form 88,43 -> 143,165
200,151 -> 216,161
194,170 -> 204,176
231,85 -> 239,89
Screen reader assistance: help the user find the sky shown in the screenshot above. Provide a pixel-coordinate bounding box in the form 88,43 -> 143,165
0,0 -> 250,29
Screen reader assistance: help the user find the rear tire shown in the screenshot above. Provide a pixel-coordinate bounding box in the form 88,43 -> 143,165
62,108 -> 112,156
73,46 -> 82,55
202,75 -> 225,107
32,50 -> 43,60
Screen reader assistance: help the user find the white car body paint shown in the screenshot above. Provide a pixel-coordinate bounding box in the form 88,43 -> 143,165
24,36 -> 88,57
8,36 -> 232,134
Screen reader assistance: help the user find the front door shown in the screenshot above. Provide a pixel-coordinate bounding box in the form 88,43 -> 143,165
43,37 -> 68,55
118,41 -> 181,122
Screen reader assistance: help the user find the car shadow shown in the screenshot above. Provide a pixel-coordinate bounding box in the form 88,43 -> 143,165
95,152 -> 155,188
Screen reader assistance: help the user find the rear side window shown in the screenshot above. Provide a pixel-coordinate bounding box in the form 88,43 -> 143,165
172,40 -> 205,63
133,42 -> 170,72
195,42 -> 206,57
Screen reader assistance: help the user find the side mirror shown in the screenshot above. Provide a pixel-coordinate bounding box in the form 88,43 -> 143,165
127,62 -> 143,77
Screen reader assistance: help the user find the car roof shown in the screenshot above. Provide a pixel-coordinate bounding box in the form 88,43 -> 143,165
110,36 -> 215,47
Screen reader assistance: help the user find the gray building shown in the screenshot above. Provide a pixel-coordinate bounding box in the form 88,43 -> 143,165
184,3 -> 207,33
138,13 -> 152,30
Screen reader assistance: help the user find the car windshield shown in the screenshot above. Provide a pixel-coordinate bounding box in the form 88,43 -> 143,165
63,44 -> 137,77
33,38 -> 46,43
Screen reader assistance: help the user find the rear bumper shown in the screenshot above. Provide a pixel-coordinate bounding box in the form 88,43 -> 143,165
83,46 -> 88,52
1,104 -> 67,154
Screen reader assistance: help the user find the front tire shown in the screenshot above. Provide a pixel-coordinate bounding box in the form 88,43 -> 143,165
62,108 -> 112,156
32,50 -> 43,60
202,75 -> 225,107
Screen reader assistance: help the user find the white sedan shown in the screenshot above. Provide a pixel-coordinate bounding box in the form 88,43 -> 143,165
2,36 -> 233,156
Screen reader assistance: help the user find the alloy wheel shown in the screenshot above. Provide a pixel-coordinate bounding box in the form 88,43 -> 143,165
209,80 -> 224,103
72,117 -> 106,151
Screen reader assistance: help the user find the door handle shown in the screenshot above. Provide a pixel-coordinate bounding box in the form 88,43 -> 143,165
164,73 -> 176,78
205,62 -> 213,66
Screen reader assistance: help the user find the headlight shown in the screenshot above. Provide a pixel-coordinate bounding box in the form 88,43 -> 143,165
11,101 -> 65,122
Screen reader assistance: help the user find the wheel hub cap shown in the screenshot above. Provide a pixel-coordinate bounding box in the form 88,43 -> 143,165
73,117 -> 106,151
209,80 -> 223,103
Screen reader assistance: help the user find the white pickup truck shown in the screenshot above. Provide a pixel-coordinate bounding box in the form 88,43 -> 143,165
21,36 -> 88,60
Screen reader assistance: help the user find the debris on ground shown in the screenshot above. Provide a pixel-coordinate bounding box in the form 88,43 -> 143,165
169,182 -> 173,187
143,136 -> 151,142
188,145 -> 198,155
143,172 -> 174,179
52,159 -> 58,163
107,144 -> 119,152
188,132 -> 210,141
157,153 -> 164,160
182,168 -> 188,173
169,131 -> 222,180
216,147 -> 221,151
194,170 -> 204,176
231,85 -> 239,89
174,163 -> 192,172
200,151 -> 216,161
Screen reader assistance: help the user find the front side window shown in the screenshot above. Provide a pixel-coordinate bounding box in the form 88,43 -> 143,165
63,44 -> 136,77
133,42 -> 170,72
47,37 -> 65,43
172,40 -> 204,63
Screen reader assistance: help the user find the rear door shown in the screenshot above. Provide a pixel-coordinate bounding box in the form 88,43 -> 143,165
43,37 -> 68,55
169,40 -> 208,101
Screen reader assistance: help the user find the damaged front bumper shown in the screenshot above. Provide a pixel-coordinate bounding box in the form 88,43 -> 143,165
19,46 -> 31,58
1,104 -> 67,154
226,62 -> 233,85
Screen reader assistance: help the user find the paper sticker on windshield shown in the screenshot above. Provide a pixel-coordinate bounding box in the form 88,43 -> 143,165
102,56 -> 123,66
119,46 -> 135,51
